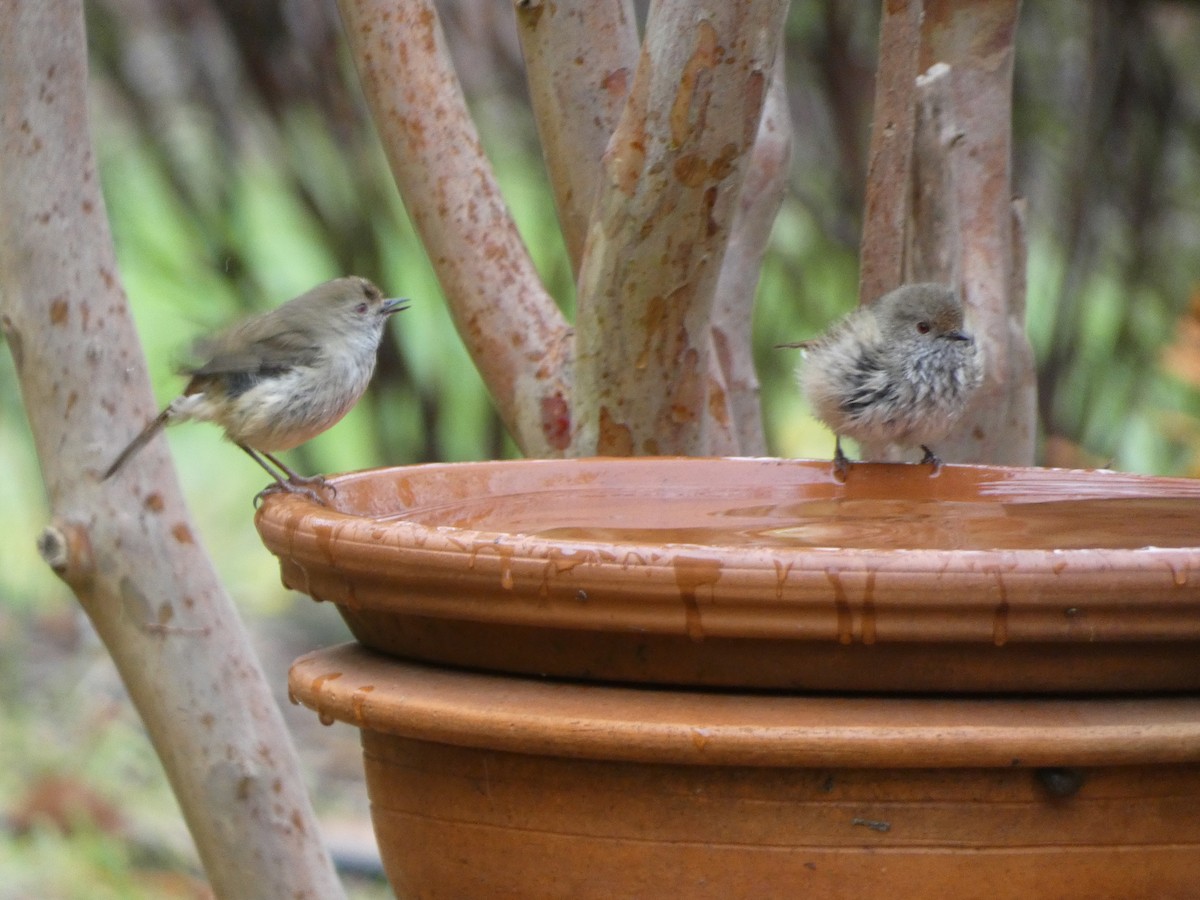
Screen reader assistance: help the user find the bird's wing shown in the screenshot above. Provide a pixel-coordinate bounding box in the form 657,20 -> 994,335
838,347 -> 899,415
183,327 -> 323,378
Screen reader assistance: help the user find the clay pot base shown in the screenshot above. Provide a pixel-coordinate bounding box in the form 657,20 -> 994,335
257,458 -> 1200,692
292,644 -> 1200,899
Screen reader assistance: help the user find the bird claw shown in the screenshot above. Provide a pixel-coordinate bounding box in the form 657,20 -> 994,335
253,481 -> 329,508
832,456 -> 850,483
286,473 -> 338,497
831,438 -> 851,483
919,445 -> 943,476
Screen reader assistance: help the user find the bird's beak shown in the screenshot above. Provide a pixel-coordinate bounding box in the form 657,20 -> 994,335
944,330 -> 971,342
381,297 -> 410,316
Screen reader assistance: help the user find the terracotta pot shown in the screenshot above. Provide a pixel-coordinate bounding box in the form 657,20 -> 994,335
257,458 -> 1200,896
257,458 -> 1200,692
291,642 -> 1200,899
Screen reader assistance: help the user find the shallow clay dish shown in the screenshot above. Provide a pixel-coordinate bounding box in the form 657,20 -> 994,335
256,458 -> 1200,692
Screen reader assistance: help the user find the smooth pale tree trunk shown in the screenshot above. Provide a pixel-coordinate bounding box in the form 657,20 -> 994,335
514,0 -> 640,273
0,3 -> 344,897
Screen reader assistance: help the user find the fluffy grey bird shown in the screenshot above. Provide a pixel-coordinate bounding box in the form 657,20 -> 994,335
104,276 -> 408,502
785,282 -> 983,476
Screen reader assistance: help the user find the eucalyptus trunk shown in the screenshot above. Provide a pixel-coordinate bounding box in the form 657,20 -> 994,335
0,2 -> 344,896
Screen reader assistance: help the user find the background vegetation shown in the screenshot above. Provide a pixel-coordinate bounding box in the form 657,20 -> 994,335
3,1 -> 1200,895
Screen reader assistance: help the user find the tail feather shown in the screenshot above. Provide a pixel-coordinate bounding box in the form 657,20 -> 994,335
103,408 -> 173,480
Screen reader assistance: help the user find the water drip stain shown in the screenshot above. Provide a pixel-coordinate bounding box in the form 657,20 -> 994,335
773,558 -> 793,600
673,556 -> 722,642
312,671 -> 342,696
826,570 -> 853,645
990,568 -> 1010,647
351,686 -> 375,725
862,571 -> 878,645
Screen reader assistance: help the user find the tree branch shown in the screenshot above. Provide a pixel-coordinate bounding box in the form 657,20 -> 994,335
513,0 -> 639,273
711,49 -> 792,455
0,3 -> 344,896
338,0 -> 574,456
572,0 -> 789,456
858,0 -> 920,307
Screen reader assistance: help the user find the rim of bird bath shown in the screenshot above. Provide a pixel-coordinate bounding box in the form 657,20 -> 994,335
255,457 -> 1200,694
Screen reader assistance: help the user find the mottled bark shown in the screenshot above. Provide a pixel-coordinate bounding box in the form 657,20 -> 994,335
572,0 -> 790,456
711,54 -> 792,455
342,0 -> 788,459
858,0 -> 920,307
0,3 -> 344,897
514,0 -> 639,272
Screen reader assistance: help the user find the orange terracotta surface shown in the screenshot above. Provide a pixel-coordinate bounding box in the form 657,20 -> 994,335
292,644 -> 1200,899
257,458 -> 1200,691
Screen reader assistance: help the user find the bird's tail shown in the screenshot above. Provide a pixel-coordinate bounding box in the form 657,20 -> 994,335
103,407 -> 173,480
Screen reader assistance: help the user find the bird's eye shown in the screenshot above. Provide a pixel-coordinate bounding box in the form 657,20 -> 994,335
916,321 -> 931,334
355,302 -> 369,315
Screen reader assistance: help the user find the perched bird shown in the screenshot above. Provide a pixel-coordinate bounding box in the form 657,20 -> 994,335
103,276 -> 408,502
781,282 -> 983,476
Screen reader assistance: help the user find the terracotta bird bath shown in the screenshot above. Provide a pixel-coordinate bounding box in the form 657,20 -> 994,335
257,458 -> 1200,898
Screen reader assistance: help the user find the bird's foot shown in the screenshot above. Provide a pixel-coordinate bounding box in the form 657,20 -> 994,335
919,445 -> 943,476
253,480 -> 329,508
256,450 -> 338,497
832,439 -> 851,483
287,472 -> 337,497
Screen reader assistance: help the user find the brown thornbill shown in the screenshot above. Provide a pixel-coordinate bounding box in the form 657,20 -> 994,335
104,276 -> 408,503
780,282 -> 983,477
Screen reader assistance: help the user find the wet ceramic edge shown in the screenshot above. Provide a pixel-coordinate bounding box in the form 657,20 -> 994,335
289,643 -> 1200,768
